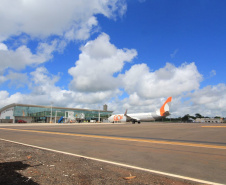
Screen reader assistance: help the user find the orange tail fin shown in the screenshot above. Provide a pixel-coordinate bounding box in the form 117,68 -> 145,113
160,97 -> 172,116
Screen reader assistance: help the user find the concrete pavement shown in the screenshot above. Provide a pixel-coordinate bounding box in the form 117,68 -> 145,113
1,122 -> 226,184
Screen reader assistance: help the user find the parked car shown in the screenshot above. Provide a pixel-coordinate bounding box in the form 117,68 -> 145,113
17,120 -> 27,123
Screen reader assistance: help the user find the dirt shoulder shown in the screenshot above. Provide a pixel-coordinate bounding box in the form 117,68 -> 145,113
0,140 -> 197,185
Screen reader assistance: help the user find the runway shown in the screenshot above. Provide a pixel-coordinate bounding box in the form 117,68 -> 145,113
1,122 -> 226,184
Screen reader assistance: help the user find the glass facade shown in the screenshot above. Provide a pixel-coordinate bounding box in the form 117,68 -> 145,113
13,105 -> 112,123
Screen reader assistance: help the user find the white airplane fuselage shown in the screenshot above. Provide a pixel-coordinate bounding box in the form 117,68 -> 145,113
108,112 -> 159,123
108,97 -> 172,124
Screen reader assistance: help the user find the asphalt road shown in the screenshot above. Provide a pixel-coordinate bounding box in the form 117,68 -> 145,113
0,122 -> 226,184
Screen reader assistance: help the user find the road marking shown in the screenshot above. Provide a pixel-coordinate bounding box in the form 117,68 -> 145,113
0,138 -> 223,185
0,127 -> 226,150
202,126 -> 226,128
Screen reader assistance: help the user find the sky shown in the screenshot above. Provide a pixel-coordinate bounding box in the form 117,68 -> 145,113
0,0 -> 226,117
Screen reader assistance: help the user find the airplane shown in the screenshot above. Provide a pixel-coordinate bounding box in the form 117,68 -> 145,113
108,97 -> 172,124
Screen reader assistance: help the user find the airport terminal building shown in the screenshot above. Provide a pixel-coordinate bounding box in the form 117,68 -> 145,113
0,103 -> 113,123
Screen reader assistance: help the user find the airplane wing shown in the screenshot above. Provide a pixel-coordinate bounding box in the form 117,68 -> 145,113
124,110 -> 140,121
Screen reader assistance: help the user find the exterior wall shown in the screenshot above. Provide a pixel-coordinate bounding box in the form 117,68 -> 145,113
196,118 -> 223,123
0,119 -> 13,123
195,118 -> 205,123
0,107 -> 14,121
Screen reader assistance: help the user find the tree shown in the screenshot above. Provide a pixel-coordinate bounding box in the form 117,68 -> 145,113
195,113 -> 203,118
182,114 -> 190,122
214,116 -> 221,119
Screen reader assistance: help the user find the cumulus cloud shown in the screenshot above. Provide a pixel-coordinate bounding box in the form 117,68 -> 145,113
0,76 -> 6,84
0,0 -> 128,88
0,43 -> 8,50
30,67 -> 61,95
0,40 -> 60,89
190,84 -> 226,113
68,33 -> 137,92
0,0 -> 127,41
0,41 -> 57,74
122,62 -> 203,99
0,66 -> 121,109
0,32 -> 209,117
0,91 -> 25,107
6,71 -> 29,88
164,84 -> 226,118
0,67 -> 62,108
64,16 -> 98,41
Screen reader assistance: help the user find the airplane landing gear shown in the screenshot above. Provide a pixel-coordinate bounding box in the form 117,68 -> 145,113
131,121 -> 141,124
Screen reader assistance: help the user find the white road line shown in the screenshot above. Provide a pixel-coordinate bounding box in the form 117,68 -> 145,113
0,138 -> 223,185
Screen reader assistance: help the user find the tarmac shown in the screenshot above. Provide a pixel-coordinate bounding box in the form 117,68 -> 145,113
0,122 -> 124,127
1,122 -> 226,184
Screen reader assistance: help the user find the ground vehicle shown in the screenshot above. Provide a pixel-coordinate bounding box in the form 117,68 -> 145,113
90,120 -> 96,123
17,120 -> 27,123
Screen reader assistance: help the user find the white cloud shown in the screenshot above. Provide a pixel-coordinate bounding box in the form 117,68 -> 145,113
30,67 -> 60,95
0,0 -> 128,88
122,62 -> 203,98
0,66 -> 121,108
6,71 -> 29,88
68,33 -> 137,92
0,0 -> 127,42
0,43 -> 8,50
0,91 -> 9,100
0,76 -> 6,84
64,16 -> 98,41
0,91 -> 24,107
190,84 -> 226,114
0,41 -> 57,74
0,40 -> 60,87
165,84 -> 226,118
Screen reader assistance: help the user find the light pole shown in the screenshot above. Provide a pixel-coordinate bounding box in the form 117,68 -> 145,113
98,106 -> 101,123
50,102 -> 53,123
55,111 -> 61,123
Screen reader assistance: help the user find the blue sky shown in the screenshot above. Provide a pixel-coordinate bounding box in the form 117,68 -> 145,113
0,0 -> 225,117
